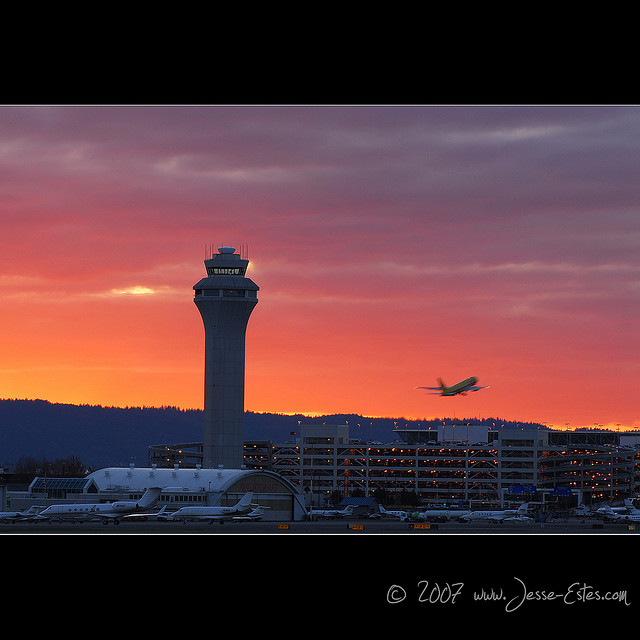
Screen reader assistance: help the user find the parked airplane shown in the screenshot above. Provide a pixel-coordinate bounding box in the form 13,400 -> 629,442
572,504 -> 593,517
416,377 -> 489,396
166,492 -> 256,523
310,504 -> 355,519
624,499 -> 640,515
410,508 -> 472,522
123,505 -> 169,521
501,514 -> 534,523
232,505 -> 269,521
37,487 -> 162,525
378,505 -> 409,520
0,506 -> 44,522
461,503 -> 530,523
155,506 -> 173,521
596,504 -> 628,517
598,505 -> 640,522
616,512 -> 640,522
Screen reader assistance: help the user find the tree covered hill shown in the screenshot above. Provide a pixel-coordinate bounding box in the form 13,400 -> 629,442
0,398 -> 546,470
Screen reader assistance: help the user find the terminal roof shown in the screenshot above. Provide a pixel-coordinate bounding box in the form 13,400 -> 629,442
86,467 -> 261,493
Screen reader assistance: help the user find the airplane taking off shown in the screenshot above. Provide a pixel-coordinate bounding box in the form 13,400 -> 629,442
37,487 -> 162,525
416,376 -> 489,396
167,492 -> 256,523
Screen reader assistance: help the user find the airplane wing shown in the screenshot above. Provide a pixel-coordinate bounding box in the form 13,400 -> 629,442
467,386 -> 490,392
197,515 -> 235,522
91,513 -> 121,520
94,511 -> 155,521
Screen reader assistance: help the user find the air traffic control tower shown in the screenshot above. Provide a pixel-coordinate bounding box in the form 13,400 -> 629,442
193,246 -> 259,469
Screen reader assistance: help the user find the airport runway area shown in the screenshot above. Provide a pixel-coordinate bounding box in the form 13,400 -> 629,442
0,518 -> 637,534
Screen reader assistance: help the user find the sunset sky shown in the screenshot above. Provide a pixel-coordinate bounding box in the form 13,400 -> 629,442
0,105 -> 638,430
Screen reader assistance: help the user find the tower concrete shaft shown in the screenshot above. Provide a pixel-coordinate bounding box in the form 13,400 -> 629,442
193,246 -> 259,469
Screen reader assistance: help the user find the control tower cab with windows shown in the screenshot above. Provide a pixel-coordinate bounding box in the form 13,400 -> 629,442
193,246 -> 259,470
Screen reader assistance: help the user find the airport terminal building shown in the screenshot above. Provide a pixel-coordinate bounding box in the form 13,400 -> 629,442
8,423 -> 639,517
148,423 -> 640,509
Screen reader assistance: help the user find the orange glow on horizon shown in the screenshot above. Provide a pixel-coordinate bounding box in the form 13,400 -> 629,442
0,273 -> 637,432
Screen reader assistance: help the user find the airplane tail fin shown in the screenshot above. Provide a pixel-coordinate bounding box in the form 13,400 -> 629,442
236,492 -> 254,508
437,378 -> 446,389
138,487 -> 162,509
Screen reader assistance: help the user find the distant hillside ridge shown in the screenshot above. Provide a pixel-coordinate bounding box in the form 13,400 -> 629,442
0,398 -> 546,469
